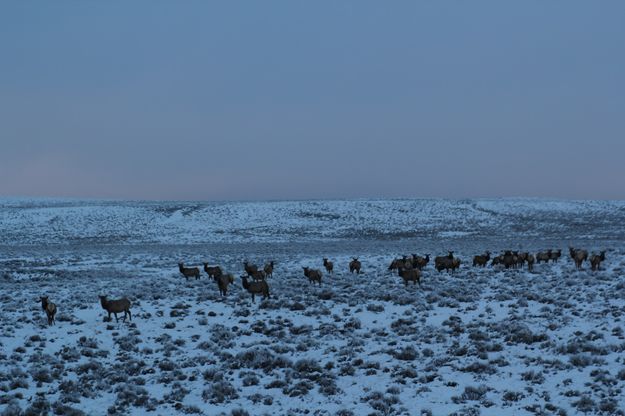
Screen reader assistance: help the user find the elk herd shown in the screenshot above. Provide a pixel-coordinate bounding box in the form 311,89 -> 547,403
38,247 -> 608,327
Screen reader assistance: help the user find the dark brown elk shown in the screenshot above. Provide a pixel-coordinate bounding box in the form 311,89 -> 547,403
349,258 -> 362,274
215,273 -> 235,297
39,296 -> 56,326
203,263 -> 223,279
241,276 -> 270,302
244,261 -> 258,276
502,251 -> 516,269
590,251 -> 606,271
263,261 -> 275,278
302,267 -> 322,286
435,257 -> 460,272
323,258 -> 334,274
491,255 -> 503,267
570,247 -> 588,270
250,270 -> 266,282
435,252 -> 455,272
536,250 -> 552,264
411,254 -> 430,270
451,258 -> 461,271
388,256 -> 407,272
549,249 -> 562,263
398,267 -> 421,286
99,296 -> 131,322
527,254 -> 535,272
515,252 -> 529,269
473,251 -> 490,267
179,263 -> 200,280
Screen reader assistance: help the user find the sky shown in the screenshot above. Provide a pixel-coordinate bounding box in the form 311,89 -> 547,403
1,1 -> 624,201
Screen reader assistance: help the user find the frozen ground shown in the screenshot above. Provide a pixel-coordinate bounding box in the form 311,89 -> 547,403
1,198 -> 624,415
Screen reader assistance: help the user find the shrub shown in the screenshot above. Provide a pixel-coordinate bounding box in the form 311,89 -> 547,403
394,346 -> 418,361
461,361 -> 496,375
521,370 -> 545,384
502,391 -> 524,402
460,385 -> 488,401
202,380 -> 238,404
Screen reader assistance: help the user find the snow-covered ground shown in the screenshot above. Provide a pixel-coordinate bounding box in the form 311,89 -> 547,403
1,198 -> 624,415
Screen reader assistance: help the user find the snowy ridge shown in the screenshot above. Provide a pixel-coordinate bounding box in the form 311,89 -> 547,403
1,198 -> 625,245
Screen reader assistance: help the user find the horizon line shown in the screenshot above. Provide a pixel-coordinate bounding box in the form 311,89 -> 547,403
1,194 -> 624,204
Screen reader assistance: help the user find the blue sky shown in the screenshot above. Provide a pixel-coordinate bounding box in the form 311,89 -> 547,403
1,1 -> 624,200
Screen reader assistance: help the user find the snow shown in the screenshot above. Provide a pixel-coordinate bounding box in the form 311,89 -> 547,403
0,198 -> 624,415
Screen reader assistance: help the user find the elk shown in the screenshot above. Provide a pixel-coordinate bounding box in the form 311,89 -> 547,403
549,249 -> 562,263
434,252 -> 455,272
502,251 -> 516,269
241,276 -> 270,302
323,258 -> 334,274
179,263 -> 200,280
412,254 -> 430,270
590,251 -> 606,271
388,256 -> 406,272
302,267 -> 322,286
526,254 -> 535,272
451,258 -> 461,271
99,296 -> 131,322
536,250 -> 552,264
570,247 -> 588,270
263,261 -> 275,278
39,296 -> 56,326
250,270 -> 266,282
472,251 -> 490,267
515,252 -> 529,269
244,261 -> 258,276
215,273 -> 235,297
349,258 -> 362,274
435,251 -> 451,263
435,257 -> 460,272
398,267 -> 421,286
203,263 -> 223,279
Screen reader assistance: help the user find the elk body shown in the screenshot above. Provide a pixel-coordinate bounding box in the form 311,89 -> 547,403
536,250 -> 552,264
303,267 -> 322,286
179,263 -> 200,280
349,258 -> 362,274
323,258 -> 334,274
99,296 -> 132,322
389,256 -> 410,272
472,252 -> 490,267
412,254 -> 430,270
244,261 -> 258,276
241,276 -> 270,302
590,251 -> 606,271
250,270 -> 266,282
502,251 -> 517,269
526,254 -> 535,272
549,249 -> 562,263
215,273 -> 235,297
264,261 -> 275,278
398,267 -> 421,286
40,296 -> 56,326
435,252 -> 460,272
203,263 -> 223,279
570,247 -> 588,270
